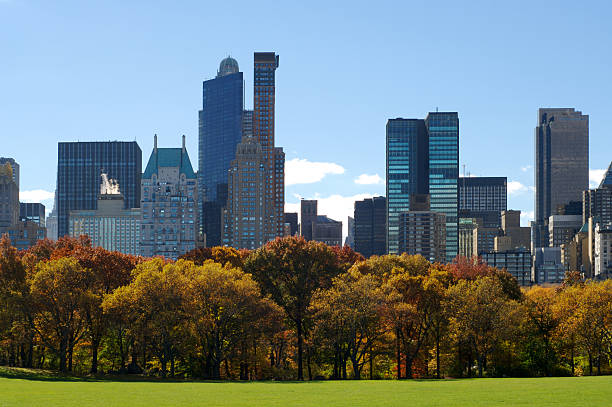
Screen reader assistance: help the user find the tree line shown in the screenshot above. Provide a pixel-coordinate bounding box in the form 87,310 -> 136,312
1,234 -> 611,379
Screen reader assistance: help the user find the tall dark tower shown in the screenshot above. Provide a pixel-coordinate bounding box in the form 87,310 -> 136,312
56,142 -> 141,238
198,57 -> 244,246
533,108 -> 589,248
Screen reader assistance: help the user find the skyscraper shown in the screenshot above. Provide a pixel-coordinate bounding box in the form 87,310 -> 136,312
140,136 -> 198,259
226,134 -> 266,250
583,161 -> 612,225
253,52 -> 285,243
354,196 -> 386,258
0,162 -> 19,229
56,141 -> 141,237
199,57 -> 244,247
386,113 -> 459,261
300,200 -> 318,241
425,112 -> 459,262
533,108 -> 589,248
386,119 -> 429,254
459,176 -> 507,228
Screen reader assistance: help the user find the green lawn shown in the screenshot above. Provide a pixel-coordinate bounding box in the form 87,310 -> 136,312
1,368 -> 611,406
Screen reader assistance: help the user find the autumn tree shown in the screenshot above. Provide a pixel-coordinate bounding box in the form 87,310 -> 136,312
384,260 -> 444,379
29,257 -> 93,372
447,276 -> 518,377
184,261 -> 281,379
244,236 -> 341,380
0,234 -> 31,367
180,246 -> 246,269
102,259 -> 189,377
522,286 -> 560,376
310,270 -> 386,379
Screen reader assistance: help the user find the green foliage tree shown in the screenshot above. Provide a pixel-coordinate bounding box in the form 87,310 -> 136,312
244,236 -> 341,380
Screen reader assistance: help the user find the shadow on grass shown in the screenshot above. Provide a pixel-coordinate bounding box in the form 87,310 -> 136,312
0,367 -> 467,384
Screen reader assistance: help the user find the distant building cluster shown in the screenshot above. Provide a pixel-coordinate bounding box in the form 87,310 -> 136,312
1,55 -> 610,286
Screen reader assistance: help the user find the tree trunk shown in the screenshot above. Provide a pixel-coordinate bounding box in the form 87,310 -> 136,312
396,327 -> 401,380
296,319 -> 304,380
436,334 -> 441,379
570,346 -> 575,376
90,339 -> 99,374
59,335 -> 68,373
477,354 -> 483,378
369,345 -> 374,380
351,354 -> 360,380
405,354 -> 412,379
307,346 -> 312,381
333,343 -> 339,379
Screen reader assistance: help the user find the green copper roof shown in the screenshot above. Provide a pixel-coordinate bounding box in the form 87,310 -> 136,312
143,148 -> 197,179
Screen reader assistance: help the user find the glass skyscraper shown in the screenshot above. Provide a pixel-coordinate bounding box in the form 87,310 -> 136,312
56,141 -> 142,238
198,57 -> 244,246
386,119 -> 428,254
425,112 -> 459,262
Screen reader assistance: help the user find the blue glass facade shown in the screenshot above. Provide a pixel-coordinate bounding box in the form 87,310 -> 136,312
386,119 -> 428,254
425,112 -> 459,262
57,141 -> 142,238
198,63 -> 244,246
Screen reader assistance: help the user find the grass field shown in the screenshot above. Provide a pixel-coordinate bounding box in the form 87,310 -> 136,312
1,368 -> 611,406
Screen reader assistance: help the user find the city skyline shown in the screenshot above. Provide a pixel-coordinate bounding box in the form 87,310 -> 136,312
2,2 -> 612,243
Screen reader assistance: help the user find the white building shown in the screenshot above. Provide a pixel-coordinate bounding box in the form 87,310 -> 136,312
69,175 -> 140,255
594,223 -> 612,279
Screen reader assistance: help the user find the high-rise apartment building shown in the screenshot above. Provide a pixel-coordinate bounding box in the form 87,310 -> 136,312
140,136 -> 198,259
56,141 -> 142,238
69,175 -> 140,255
300,200 -> 318,241
226,134 -> 266,250
386,119 -> 429,254
398,210 -> 446,263
253,52 -> 285,243
199,57 -> 244,247
583,161 -> 612,225
533,108 -> 589,248
594,223 -> 612,279
20,203 -> 45,227
354,196 -> 386,258
0,162 -> 19,229
0,158 -> 19,189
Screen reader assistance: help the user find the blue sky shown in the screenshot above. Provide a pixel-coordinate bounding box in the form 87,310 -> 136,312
1,0 -> 611,237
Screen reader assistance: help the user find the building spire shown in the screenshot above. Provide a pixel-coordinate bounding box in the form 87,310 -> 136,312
154,134 -> 158,153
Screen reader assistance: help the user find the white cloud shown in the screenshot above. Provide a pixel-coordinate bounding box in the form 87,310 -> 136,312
519,210 -> 534,227
507,181 -> 533,196
285,193 -> 378,241
285,158 -> 345,186
20,189 -> 54,203
590,169 -> 606,188
354,173 -> 384,185
521,165 -> 532,172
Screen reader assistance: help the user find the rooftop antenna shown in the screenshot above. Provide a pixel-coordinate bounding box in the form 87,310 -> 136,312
436,106 -> 439,112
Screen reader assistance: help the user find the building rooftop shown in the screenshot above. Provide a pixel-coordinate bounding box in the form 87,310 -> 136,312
217,56 -> 239,77
143,146 -> 196,179
600,161 -> 612,189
